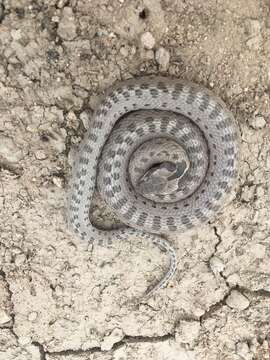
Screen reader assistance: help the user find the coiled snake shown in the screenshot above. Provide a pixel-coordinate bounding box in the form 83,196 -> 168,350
68,76 -> 238,299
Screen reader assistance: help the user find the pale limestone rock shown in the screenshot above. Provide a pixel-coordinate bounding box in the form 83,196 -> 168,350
35,150 -> 47,160
101,327 -> 124,351
141,32 -> 156,50
226,290 -> 250,310
155,47 -> 170,70
209,256 -> 225,273
248,115 -> 266,129
0,309 -> 12,325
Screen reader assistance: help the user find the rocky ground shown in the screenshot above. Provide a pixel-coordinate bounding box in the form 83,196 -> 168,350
0,0 -> 270,359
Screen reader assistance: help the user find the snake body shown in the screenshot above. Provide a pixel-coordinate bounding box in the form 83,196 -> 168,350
68,76 -> 238,298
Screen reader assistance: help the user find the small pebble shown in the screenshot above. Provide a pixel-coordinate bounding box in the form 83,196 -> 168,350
130,45 -> 136,55
241,185 -> 255,202
35,150 -> 47,160
66,111 -> 78,129
28,311 -> 38,322
57,0 -> 69,8
140,32 -> 156,50
52,176 -> 64,188
51,15 -> 59,23
101,328 -> 124,351
0,309 -> 12,325
226,290 -> 250,310
209,256 -> 225,273
15,253 -> 26,266
248,115 -> 266,129
226,273 -> 240,286
155,47 -> 170,70
55,284 -> 64,296
119,46 -> 129,57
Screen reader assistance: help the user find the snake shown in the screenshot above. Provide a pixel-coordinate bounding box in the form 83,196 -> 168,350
68,76 -> 238,299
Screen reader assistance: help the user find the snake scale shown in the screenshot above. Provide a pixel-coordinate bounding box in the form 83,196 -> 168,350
68,76 -> 238,299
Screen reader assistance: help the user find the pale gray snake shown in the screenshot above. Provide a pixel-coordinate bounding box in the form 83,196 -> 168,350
68,76 -> 238,299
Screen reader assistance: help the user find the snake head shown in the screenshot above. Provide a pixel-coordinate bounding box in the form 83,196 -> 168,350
137,160 -> 188,196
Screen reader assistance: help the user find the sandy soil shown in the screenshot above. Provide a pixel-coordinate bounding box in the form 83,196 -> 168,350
0,0 -> 270,359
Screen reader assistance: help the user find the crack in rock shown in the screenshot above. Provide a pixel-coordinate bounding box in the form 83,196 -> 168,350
32,342 -> 47,360
44,346 -> 102,357
206,226 -> 224,271
41,333 -> 174,357
213,226 -> 222,253
199,283 -> 270,325
235,286 -> 270,299
199,287 -> 233,324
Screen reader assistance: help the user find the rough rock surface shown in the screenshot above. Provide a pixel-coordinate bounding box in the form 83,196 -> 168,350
0,0 -> 269,359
